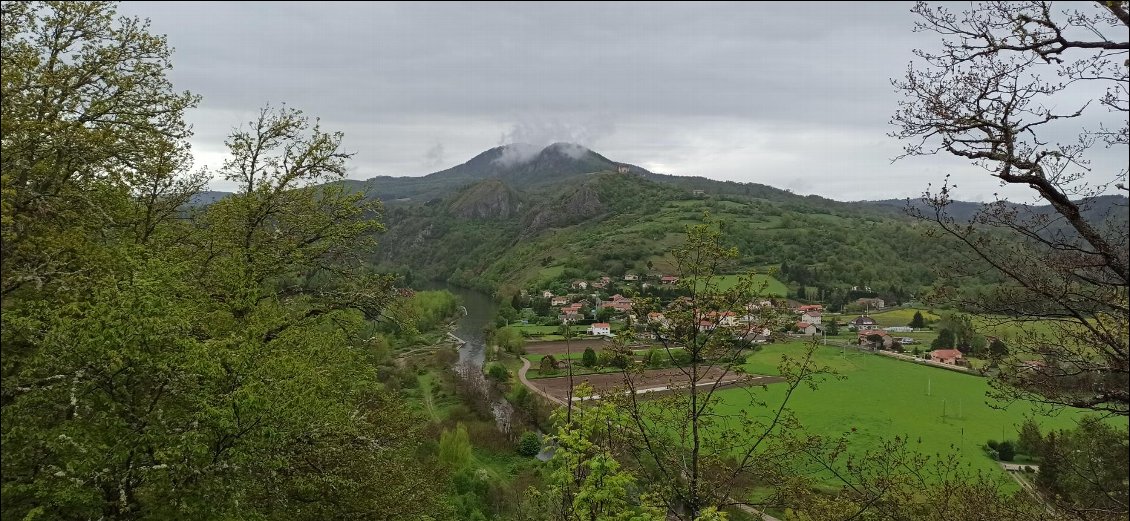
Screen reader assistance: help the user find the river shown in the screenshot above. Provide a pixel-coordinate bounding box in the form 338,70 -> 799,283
418,280 -> 515,431
417,280 -> 498,368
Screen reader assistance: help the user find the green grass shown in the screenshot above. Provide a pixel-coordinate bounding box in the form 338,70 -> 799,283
693,274 -> 787,297
417,372 -> 440,422
970,315 -> 1061,341
719,342 -> 1126,482
536,264 -> 565,283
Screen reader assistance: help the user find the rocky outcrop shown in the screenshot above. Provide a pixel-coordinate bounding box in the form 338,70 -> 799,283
523,183 -> 605,235
448,179 -> 522,219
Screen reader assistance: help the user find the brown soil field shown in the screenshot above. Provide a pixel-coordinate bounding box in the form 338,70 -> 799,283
526,366 -> 784,402
524,339 -> 655,355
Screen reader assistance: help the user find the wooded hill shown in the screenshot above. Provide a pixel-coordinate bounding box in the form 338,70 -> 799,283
357,143 -> 1125,302
210,142 -> 1127,303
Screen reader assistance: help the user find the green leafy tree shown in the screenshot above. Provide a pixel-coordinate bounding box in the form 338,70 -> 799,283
534,383 -> 665,521
439,423 -> 473,471
866,333 -> 885,349
996,440 -> 1016,462
582,347 -> 598,367
540,354 -> 559,375
0,4 -> 447,518
487,363 -> 510,383
909,311 -> 926,329
1035,417 -> 1129,518
825,318 -> 840,336
1016,418 -> 1043,457
931,328 -> 955,349
988,337 -> 1009,358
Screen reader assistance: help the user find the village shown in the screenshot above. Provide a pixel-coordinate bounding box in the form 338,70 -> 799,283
503,272 -> 973,371
475,269 -> 1019,415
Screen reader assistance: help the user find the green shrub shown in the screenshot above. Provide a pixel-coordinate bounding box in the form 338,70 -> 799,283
486,363 -> 509,382
996,440 -> 1016,462
517,432 -> 541,457
582,347 -> 597,367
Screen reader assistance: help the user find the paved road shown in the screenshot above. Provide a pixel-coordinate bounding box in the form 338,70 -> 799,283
518,357 -> 567,406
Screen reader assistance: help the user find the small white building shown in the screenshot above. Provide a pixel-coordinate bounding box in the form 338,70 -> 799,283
801,310 -> 822,325
796,321 -> 821,336
542,290 -> 554,298
589,322 -> 612,336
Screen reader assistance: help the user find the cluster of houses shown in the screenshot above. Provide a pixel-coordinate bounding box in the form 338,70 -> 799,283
541,271 -> 692,327
794,304 -> 824,336
565,273 -> 681,292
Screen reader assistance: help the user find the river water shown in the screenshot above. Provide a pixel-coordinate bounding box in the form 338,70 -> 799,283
418,281 -> 515,431
418,280 -> 498,367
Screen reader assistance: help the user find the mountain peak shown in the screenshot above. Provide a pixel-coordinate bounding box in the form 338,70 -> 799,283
541,142 -> 594,159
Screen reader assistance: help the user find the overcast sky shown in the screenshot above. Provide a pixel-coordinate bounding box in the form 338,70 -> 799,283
118,1 -> 1126,202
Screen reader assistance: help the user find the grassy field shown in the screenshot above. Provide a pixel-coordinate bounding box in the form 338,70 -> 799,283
693,274 -> 787,297
716,342 -> 1124,481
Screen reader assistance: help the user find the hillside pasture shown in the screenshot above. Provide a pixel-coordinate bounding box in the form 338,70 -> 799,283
717,342 -> 1123,481
692,274 -> 788,297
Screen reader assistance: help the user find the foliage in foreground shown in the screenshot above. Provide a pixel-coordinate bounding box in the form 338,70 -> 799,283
1,3 -> 448,518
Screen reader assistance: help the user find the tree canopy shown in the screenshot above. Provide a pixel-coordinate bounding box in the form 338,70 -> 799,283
1,3 -> 446,518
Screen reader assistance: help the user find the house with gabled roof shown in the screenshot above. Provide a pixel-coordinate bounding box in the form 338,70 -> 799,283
930,348 -> 963,365
796,321 -> 820,336
849,315 -> 879,330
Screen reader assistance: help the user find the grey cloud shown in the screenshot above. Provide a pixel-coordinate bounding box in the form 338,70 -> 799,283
423,142 -> 445,169
113,1 -> 1126,202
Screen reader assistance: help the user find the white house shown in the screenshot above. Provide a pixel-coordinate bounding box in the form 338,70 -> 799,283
589,322 -> 612,336
623,273 -> 638,281
849,315 -> 879,330
796,321 -> 821,336
542,290 -> 554,298
801,310 -> 822,325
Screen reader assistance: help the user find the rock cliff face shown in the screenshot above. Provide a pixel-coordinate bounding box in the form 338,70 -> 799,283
523,183 -> 605,235
448,179 -> 522,219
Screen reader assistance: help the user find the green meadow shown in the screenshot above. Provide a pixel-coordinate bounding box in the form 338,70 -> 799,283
693,273 -> 788,297
716,342 -> 1124,481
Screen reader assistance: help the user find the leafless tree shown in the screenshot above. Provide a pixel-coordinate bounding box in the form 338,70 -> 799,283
892,1 -> 1129,417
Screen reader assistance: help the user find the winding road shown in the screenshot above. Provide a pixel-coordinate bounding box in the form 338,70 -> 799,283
518,357 -> 567,406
